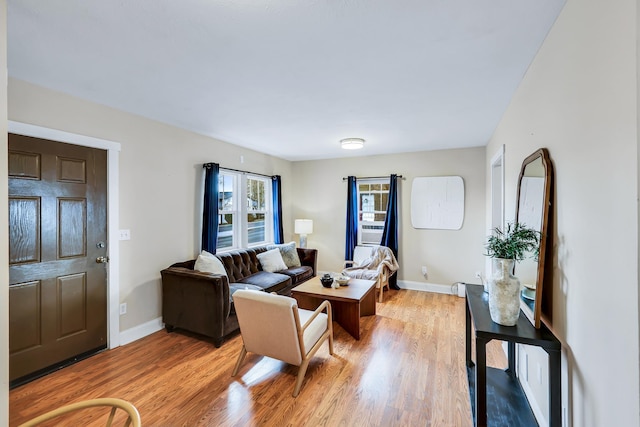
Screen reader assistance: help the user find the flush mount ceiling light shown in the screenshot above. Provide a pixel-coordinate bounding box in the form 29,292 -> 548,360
340,138 -> 365,150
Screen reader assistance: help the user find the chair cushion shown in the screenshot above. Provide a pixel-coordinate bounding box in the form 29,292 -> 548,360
233,290 -> 303,365
353,245 -> 374,266
345,269 -> 378,280
342,269 -> 381,287
257,248 -> 288,273
297,308 -> 329,355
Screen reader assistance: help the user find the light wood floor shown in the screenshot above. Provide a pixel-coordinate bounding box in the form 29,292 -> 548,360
9,289 -> 506,427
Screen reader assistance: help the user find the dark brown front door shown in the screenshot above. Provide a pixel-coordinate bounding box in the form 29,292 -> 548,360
8,133 -> 108,385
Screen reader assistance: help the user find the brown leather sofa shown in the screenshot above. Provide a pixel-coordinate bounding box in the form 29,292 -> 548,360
161,246 -> 317,347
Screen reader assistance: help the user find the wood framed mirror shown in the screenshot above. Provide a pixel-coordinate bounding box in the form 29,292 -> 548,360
515,148 -> 553,328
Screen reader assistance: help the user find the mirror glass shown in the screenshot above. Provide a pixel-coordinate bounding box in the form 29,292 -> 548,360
515,148 -> 553,328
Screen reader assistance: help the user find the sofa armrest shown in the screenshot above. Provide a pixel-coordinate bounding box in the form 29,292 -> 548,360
160,266 -> 232,340
169,259 -> 196,270
162,266 -> 226,282
297,248 -> 317,277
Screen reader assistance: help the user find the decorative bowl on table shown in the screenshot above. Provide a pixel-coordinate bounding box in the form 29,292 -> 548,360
320,274 -> 334,288
521,283 -> 536,300
335,276 -> 350,286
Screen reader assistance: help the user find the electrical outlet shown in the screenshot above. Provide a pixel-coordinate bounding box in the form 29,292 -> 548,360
119,303 -> 127,315
119,229 -> 131,240
475,271 -> 482,279
421,266 -> 428,275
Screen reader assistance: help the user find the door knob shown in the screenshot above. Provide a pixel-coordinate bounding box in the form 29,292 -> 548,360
96,256 -> 109,264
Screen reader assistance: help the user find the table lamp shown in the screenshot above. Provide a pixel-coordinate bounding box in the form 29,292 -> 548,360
294,219 -> 313,248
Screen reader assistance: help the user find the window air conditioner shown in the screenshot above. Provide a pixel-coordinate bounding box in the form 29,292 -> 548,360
359,223 -> 384,245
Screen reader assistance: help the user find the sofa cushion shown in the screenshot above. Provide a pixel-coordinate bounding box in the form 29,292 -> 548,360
217,250 -> 260,282
229,283 -> 263,297
257,248 -> 288,273
238,271 -> 292,294
279,265 -> 314,284
267,242 -> 301,268
229,283 -> 264,314
194,250 -> 227,276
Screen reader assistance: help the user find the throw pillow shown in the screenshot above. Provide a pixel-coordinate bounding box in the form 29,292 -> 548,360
194,250 -> 228,276
266,241 -> 301,268
257,248 -> 288,273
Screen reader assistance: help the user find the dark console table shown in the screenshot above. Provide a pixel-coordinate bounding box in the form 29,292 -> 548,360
465,284 -> 561,427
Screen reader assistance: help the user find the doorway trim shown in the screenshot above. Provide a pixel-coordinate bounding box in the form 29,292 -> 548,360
8,121 -> 122,349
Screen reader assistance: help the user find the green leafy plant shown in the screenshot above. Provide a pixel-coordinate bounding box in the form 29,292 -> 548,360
485,222 -> 540,261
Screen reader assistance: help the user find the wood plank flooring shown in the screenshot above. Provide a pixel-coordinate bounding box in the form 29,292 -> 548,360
9,290 -> 506,426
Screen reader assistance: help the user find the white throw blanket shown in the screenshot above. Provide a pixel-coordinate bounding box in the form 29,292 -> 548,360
342,246 -> 399,282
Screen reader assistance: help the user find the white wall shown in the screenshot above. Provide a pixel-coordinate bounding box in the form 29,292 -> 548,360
3,79 -> 487,418
486,0 -> 639,425
7,78 -> 295,332
292,146 -> 486,287
5,79 -> 487,342
1,2 -> 9,426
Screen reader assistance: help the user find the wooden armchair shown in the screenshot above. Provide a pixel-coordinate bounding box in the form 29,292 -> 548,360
343,245 -> 398,302
18,398 -> 141,427
231,289 -> 334,397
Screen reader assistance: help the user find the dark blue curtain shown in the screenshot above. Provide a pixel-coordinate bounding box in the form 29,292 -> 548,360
345,176 -> 358,261
272,175 -> 284,244
381,174 -> 400,289
202,162 -> 220,253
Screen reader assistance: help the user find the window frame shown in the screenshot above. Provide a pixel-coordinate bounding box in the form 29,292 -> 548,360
216,170 -> 273,252
357,178 -> 390,245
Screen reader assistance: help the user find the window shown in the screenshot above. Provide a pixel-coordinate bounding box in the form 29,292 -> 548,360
246,176 -> 268,245
357,179 -> 389,245
217,170 -> 272,251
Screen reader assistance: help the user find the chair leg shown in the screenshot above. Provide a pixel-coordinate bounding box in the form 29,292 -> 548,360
231,345 -> 247,377
328,327 -> 334,355
378,276 -> 391,303
379,281 -> 384,303
293,359 -> 310,397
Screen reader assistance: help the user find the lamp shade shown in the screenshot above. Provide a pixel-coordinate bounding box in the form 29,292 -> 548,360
294,219 -> 313,235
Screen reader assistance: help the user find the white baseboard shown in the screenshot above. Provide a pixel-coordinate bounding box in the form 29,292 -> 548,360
318,273 -> 457,295
519,365 -> 548,427
514,343 -> 548,427
397,280 -> 455,295
119,317 -> 164,346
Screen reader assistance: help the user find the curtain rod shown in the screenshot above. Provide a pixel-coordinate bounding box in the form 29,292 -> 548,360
203,163 -> 275,179
342,175 -> 404,181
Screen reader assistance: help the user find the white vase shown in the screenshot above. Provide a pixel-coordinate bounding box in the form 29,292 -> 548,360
488,258 -> 521,326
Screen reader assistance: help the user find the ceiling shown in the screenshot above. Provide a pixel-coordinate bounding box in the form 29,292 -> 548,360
7,0 -> 565,161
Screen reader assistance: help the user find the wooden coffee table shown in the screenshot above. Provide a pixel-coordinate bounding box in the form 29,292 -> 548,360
291,276 -> 376,340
